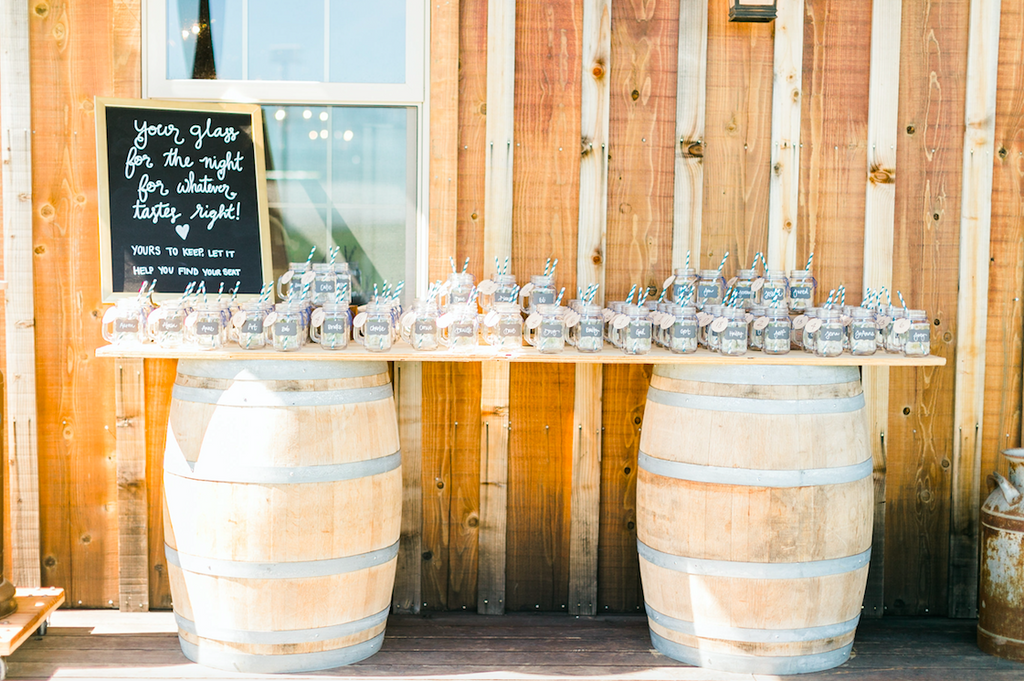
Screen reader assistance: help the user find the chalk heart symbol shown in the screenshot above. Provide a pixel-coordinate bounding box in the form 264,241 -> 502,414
175,223 -> 191,241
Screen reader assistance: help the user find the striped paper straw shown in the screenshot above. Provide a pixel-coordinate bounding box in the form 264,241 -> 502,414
450,256 -> 457,273
626,284 -> 637,305
462,257 -> 470,274
685,250 -> 690,270
805,252 -> 814,271
544,258 -> 551,277
717,251 -> 730,276
555,287 -> 566,306
897,290 -> 907,309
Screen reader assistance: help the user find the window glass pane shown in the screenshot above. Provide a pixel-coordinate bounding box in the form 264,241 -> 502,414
248,0 -> 325,81
329,0 -> 405,84
166,0 -> 242,80
263,106 -> 412,304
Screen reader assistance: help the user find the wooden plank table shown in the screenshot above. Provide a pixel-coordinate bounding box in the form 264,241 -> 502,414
0,588 -> 65,680
97,343 -> 945,366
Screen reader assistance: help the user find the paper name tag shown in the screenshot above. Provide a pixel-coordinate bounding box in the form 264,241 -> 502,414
477,279 -> 498,295
232,310 -> 247,328
436,312 -> 455,328
280,270 -> 294,285
519,282 -> 535,297
662,274 -> 676,290
263,311 -> 279,327
710,317 -> 728,333
659,315 -> 675,330
804,318 -> 822,333
751,278 -> 765,292
875,315 -> 892,329
697,312 -> 713,327
611,314 -> 630,330
791,315 -> 808,330
893,318 -> 912,334
102,306 -> 119,324
185,311 -> 198,328
311,308 -> 326,326
753,317 -> 770,330
352,311 -> 368,327
484,310 -> 500,327
563,310 -> 580,327
525,313 -> 542,329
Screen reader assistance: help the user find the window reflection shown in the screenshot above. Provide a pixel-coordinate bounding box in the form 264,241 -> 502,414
263,106 -> 412,304
165,0 -> 407,85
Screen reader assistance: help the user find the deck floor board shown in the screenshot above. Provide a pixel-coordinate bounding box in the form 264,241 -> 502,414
5,612 -> 1019,680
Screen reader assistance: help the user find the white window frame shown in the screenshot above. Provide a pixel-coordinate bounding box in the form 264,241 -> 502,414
142,0 -> 430,297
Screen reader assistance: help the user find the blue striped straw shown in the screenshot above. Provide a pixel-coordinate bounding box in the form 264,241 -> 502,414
503,257 -> 509,275
306,246 -> 317,267
555,287 -> 566,306
550,259 -> 558,277
626,284 -> 637,305
450,256 -> 457,273
544,258 -> 551,277
805,252 -> 814,271
717,251 -> 730,277
462,257 -> 470,274
839,286 -> 846,307
685,250 -> 690,270
897,290 -> 907,309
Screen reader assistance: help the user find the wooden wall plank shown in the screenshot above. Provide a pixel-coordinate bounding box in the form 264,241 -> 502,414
2,0 -> 41,588
598,363 -> 649,613
672,0 -> 708,267
982,0 -> 1024,485
766,0 -> 805,272
598,0 -> 678,615
430,0 -> 461,282
114,359 -> 146,612
569,0 -> 609,618
32,0 -> 143,606
605,0 -> 678,292
446,363 -> 482,611
701,0 -> 773,272
568,364 -> 601,615
144,359 -> 175,610
421,362 -> 481,610
483,0 -> 516,264
578,0 -> 611,295
885,0 -> 968,617
478,361 -> 509,614
948,0 -> 1001,619
507,363 -> 575,612
860,0 -> 902,619
476,0 -> 517,617
798,0 -> 871,299
507,0 -> 581,614
393,361 -> 423,614
457,0 -> 488,273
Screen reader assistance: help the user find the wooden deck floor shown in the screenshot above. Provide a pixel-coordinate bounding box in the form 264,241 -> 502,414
5,611 -> 1022,680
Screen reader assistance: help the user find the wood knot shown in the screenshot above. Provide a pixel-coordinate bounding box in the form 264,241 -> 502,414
34,245 -> 45,255
591,62 -> 605,79
470,212 -> 479,220
906,124 -> 916,135
631,89 -> 639,101
681,140 -> 703,158
34,2 -> 48,17
580,138 -> 592,156
479,103 -> 486,115
39,203 -> 55,219
998,147 -> 1008,159
591,251 -> 603,265
869,164 -> 895,185
773,162 -> 782,175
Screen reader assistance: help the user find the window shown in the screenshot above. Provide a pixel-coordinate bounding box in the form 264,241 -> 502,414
145,0 -> 427,303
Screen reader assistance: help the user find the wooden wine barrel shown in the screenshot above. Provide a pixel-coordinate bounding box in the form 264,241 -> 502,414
637,364 -> 873,675
163,359 -> 402,673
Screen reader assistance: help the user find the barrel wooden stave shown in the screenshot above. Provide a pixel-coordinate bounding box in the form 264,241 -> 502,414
637,365 -> 872,674
638,471 -> 872,563
163,360 -> 400,672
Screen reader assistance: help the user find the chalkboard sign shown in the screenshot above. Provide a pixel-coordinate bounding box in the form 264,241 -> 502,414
96,97 -> 272,301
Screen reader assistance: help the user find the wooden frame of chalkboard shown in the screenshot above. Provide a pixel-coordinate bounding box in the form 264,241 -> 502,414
95,97 -> 273,301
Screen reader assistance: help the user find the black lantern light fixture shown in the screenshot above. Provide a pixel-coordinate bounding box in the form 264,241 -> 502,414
729,0 -> 777,22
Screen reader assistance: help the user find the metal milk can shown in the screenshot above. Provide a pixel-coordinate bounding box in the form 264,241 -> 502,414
979,447 -> 1024,661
